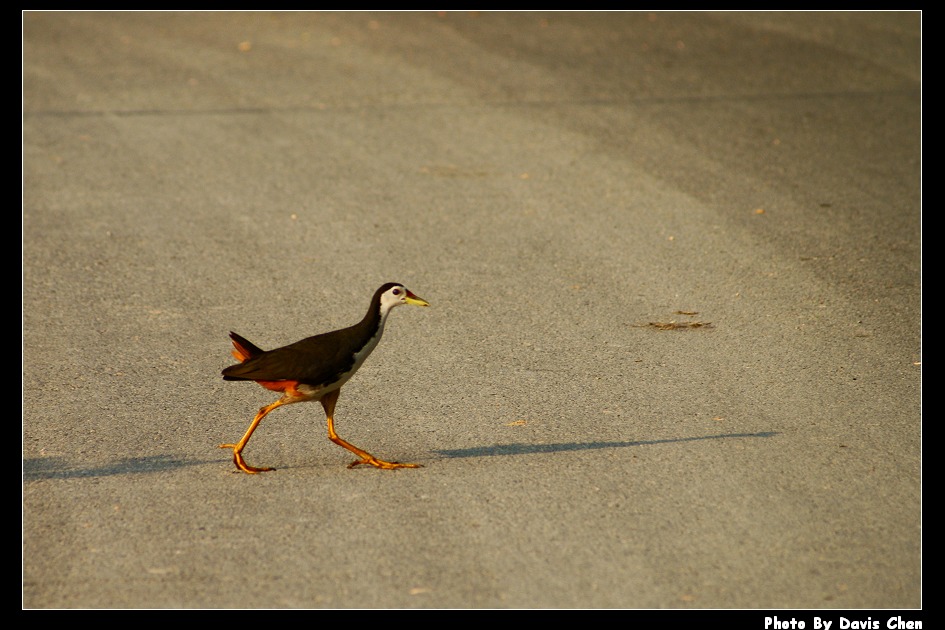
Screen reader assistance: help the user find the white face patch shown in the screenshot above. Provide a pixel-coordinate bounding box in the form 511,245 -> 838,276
379,285 -> 408,313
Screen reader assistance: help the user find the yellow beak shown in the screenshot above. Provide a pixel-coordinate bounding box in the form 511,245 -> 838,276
404,290 -> 430,307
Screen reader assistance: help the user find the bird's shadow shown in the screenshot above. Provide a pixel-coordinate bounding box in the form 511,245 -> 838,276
22,454 -> 210,481
433,431 -> 779,459
23,432 -> 778,480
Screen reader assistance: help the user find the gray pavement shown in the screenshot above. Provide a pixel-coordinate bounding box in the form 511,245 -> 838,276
22,11 -> 921,610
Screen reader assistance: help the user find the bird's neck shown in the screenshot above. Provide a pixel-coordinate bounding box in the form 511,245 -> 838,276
360,297 -> 393,341
348,298 -> 393,368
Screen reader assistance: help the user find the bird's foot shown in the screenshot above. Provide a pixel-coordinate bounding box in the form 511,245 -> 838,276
348,456 -> 422,470
219,444 -> 275,474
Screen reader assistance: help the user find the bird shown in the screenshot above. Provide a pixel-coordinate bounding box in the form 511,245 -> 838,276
219,282 -> 429,473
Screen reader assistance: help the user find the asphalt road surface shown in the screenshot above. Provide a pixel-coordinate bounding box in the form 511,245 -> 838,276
22,11 -> 921,610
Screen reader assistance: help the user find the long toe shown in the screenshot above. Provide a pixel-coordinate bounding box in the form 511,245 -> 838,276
236,465 -> 274,474
348,457 -> 422,470
233,452 -> 274,474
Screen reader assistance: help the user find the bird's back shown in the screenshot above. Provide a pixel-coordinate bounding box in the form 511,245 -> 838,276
222,325 -> 368,388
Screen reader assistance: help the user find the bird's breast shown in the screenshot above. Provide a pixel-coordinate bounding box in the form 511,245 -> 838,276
347,326 -> 385,376
307,325 -> 386,398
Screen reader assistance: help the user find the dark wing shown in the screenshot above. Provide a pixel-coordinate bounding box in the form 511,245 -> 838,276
222,327 -> 362,387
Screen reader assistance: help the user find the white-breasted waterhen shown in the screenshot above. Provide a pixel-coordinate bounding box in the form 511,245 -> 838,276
220,282 -> 429,473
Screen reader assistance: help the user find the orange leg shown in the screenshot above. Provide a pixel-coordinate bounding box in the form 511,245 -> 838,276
320,389 -> 422,470
220,399 -> 286,474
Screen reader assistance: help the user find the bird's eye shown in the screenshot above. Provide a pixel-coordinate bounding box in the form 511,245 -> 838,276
392,288 -> 401,295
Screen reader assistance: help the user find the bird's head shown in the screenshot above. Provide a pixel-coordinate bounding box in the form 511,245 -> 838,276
379,283 -> 430,311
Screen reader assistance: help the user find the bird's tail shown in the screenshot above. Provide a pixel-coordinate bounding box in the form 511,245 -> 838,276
228,331 -> 265,363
